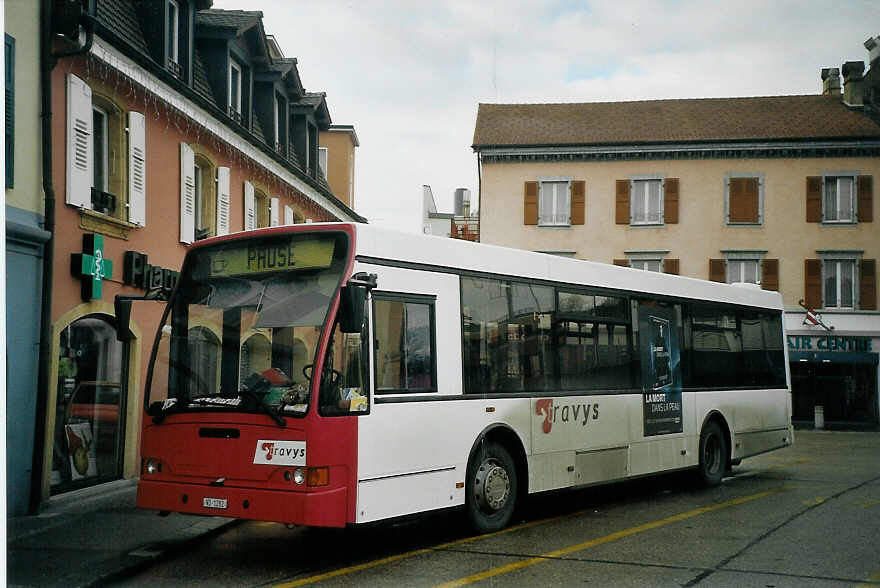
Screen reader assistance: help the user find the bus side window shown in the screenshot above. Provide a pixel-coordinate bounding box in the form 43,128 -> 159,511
373,295 -> 436,394
319,299 -> 370,415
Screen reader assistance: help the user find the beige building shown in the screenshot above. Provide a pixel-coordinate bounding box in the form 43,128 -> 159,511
319,125 -> 359,209
473,45 -> 880,428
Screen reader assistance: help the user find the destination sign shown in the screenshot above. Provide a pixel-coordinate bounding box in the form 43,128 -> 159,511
208,238 -> 334,277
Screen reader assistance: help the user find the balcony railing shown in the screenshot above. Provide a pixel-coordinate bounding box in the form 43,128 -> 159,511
167,59 -> 183,79
228,106 -> 242,124
91,187 -> 116,216
451,217 -> 479,242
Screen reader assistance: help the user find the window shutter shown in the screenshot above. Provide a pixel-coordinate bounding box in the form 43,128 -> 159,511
804,259 -> 822,308
570,180 -> 585,225
613,259 -> 629,267
216,166 -> 230,235
709,259 -> 725,282
858,175 -> 873,222
284,204 -> 294,225
615,180 -> 630,224
127,111 -> 147,226
179,142 -> 195,244
761,259 -> 779,291
729,177 -> 759,223
66,73 -> 93,208
806,176 -> 822,222
664,259 -> 680,275
664,178 -> 679,223
860,259 -> 876,310
243,181 -> 256,230
270,197 -> 280,226
523,181 -> 538,225
5,35 -> 14,188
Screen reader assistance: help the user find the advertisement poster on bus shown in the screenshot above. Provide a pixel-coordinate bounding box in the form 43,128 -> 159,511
638,303 -> 682,436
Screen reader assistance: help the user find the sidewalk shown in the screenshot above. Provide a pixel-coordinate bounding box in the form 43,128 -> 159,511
7,479 -> 238,587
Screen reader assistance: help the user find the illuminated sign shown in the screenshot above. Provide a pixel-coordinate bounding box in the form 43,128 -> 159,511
71,234 -> 114,301
208,238 -> 334,277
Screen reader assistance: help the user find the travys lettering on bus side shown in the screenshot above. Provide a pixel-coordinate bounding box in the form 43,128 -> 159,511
535,399 -> 601,434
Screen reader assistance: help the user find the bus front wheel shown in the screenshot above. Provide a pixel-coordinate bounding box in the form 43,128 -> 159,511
697,421 -> 727,487
466,442 -> 518,533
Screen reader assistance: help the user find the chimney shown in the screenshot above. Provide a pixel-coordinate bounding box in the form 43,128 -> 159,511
842,61 -> 865,107
865,36 -> 880,66
821,68 -> 841,95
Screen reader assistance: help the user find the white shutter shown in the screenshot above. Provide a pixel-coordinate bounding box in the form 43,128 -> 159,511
179,142 -> 195,244
66,73 -> 93,208
284,205 -> 294,225
127,111 -> 147,226
270,197 -> 279,226
216,166 -> 230,235
243,181 -> 256,230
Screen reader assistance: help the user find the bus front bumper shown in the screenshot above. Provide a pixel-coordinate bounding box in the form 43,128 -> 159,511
136,479 -> 348,527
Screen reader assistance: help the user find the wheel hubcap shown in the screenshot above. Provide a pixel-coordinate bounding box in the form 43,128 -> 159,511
474,460 -> 510,512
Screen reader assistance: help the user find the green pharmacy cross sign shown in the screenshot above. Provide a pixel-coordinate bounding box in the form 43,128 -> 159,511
71,234 -> 114,301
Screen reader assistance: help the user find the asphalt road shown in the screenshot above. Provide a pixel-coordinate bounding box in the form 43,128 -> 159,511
115,430 -> 880,587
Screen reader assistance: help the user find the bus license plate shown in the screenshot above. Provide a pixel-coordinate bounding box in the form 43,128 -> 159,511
202,497 -> 227,509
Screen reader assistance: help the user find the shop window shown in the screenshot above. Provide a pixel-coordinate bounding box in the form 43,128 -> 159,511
52,316 -> 125,493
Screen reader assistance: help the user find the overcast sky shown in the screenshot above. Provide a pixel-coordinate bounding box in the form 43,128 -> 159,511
213,0 -> 879,233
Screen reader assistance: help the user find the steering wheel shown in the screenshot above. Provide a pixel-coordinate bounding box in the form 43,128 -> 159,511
303,364 -> 342,385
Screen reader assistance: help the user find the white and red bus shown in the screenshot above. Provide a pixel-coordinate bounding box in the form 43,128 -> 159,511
128,222 -> 792,532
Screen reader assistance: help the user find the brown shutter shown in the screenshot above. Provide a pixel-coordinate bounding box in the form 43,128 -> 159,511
524,181 -> 538,225
613,259 -> 629,267
570,180 -> 585,225
729,177 -> 759,223
615,180 -> 630,224
860,259 -> 876,310
664,178 -> 679,224
664,258 -> 680,275
858,175 -> 873,222
709,259 -> 726,282
804,259 -> 822,308
761,259 -> 779,291
806,176 -> 822,222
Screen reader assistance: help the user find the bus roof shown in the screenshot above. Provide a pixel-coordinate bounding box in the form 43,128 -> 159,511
350,223 -> 783,311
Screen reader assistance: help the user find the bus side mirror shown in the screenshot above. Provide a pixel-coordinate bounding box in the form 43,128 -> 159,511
115,296 -> 133,342
339,273 -> 377,334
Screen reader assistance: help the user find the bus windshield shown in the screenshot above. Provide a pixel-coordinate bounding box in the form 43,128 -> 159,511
146,231 -> 350,417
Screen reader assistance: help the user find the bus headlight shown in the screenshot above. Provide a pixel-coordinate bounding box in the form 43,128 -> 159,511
143,458 -> 162,475
293,468 -> 305,485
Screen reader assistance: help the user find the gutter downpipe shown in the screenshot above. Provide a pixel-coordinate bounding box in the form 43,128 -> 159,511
31,0 -> 94,514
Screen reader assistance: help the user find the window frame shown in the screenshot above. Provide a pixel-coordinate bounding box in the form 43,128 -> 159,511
228,60 -> 242,116
537,176 -> 572,227
318,146 -> 328,177
821,171 -> 858,224
819,252 -> 860,309
630,175 -> 665,226
371,292 -> 438,395
167,0 -> 180,66
725,172 -> 764,226
626,250 -> 669,273
722,250 -> 766,285
92,104 -> 110,194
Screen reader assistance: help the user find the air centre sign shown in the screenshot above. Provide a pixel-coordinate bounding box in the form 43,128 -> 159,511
787,336 -> 872,353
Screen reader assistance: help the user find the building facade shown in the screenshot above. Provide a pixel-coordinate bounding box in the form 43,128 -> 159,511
5,0 -> 53,516
473,44 -> 880,428
30,0 -> 365,509
319,124 -> 359,209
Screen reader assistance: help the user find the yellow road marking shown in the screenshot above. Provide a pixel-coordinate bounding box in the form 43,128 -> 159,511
270,511 -> 577,588
802,496 -> 825,506
435,487 -> 786,588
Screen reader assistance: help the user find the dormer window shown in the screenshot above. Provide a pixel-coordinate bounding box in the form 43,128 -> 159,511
228,60 -> 242,122
167,0 -> 180,71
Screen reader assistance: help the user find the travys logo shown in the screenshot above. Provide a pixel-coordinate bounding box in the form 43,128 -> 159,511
535,398 -> 600,434
253,440 -> 306,466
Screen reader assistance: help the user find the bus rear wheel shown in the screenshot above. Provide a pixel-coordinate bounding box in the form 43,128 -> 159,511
466,442 -> 518,533
697,421 -> 727,487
